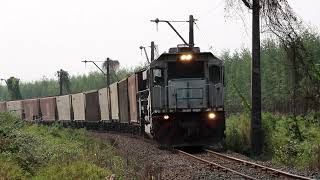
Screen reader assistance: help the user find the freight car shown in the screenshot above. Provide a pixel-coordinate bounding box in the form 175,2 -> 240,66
0,15 -> 225,147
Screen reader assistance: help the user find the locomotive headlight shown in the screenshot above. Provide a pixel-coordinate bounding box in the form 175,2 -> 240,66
208,112 -> 216,119
185,54 -> 192,60
163,115 -> 170,120
180,54 -> 193,61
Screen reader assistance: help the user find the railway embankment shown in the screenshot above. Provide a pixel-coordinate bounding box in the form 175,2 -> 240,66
0,112 -> 129,180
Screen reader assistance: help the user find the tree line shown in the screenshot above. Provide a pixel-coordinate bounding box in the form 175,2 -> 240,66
0,66 -> 136,101
0,31 -> 319,115
224,30 -> 320,114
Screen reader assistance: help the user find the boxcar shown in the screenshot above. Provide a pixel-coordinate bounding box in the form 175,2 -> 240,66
40,97 -> 57,122
84,90 -> 100,122
56,95 -> 73,121
128,74 -> 138,123
22,99 -> 40,121
72,93 -> 85,121
110,82 -> 119,121
98,87 -> 110,121
118,79 -> 130,123
0,102 -> 6,113
6,100 -> 23,119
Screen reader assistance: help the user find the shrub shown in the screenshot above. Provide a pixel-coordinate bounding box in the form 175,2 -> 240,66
226,112 -> 320,169
225,113 -> 251,153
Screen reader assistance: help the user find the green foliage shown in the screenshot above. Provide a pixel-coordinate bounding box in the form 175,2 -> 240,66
0,67 -> 135,100
225,114 -> 251,153
0,155 -> 26,180
0,112 -> 130,179
34,161 -> 112,180
226,113 -> 320,169
224,31 -> 320,113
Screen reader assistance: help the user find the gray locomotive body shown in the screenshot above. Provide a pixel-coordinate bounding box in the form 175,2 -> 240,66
139,46 -> 225,146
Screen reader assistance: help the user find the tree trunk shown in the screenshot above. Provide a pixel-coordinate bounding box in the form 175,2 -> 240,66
251,0 -> 263,155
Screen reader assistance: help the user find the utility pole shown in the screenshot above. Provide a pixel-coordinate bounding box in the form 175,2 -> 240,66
140,41 -> 156,63
57,69 -> 63,95
251,0 -> 263,155
105,58 -> 112,121
151,41 -> 155,61
189,15 -> 194,47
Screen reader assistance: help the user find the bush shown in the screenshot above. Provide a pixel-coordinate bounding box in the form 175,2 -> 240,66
225,113 -> 251,153
226,112 -> 320,170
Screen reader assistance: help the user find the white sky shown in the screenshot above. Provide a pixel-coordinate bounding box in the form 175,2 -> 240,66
0,0 -> 319,83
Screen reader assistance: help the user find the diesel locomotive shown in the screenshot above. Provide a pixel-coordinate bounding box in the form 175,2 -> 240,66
0,15 -> 225,147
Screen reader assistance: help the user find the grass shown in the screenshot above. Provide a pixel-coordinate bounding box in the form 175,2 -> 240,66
225,112 -> 320,170
0,112 -> 130,179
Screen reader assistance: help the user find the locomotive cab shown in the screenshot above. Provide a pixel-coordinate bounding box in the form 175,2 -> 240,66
144,46 -> 225,147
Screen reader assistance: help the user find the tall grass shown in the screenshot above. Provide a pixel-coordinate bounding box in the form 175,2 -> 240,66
225,112 -> 320,170
0,112 -> 130,179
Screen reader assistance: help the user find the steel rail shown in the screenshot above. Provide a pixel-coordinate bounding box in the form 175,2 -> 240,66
176,149 -> 258,180
204,149 -> 314,180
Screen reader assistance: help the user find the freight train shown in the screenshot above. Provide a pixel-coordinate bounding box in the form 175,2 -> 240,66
0,15 -> 225,147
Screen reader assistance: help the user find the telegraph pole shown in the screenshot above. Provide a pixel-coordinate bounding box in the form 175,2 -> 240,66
189,15 -> 194,47
57,69 -> 63,95
251,0 -> 263,155
151,41 -> 155,61
140,41 -> 156,63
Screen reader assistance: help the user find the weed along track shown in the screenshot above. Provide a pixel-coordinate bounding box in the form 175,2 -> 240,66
176,148 -> 315,180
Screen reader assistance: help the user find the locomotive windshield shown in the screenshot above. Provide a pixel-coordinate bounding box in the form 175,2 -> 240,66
167,61 -> 204,79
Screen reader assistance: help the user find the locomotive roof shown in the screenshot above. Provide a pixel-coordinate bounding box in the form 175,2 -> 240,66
150,51 -> 223,66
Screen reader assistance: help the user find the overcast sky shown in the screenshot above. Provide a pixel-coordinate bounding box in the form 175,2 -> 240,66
0,0 -> 319,83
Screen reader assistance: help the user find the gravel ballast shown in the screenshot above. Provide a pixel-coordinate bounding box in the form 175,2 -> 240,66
90,132 -> 319,180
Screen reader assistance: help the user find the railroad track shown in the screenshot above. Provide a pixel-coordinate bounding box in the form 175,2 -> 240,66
176,148 -> 314,180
